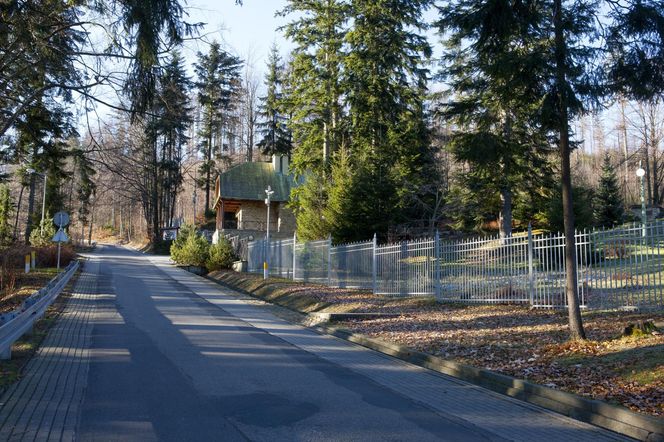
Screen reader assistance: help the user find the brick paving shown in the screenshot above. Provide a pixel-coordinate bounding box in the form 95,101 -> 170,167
0,251 -> 633,441
153,258 -> 630,441
0,260 -> 99,442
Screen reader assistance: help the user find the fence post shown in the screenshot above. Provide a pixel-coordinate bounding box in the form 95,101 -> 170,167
327,234 -> 332,286
434,230 -> 441,299
528,222 -> 534,306
372,233 -> 377,294
292,231 -> 297,281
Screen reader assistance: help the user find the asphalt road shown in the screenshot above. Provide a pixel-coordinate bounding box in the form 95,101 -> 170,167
74,245 -> 623,441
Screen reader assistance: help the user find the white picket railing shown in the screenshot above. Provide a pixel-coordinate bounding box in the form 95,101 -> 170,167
247,221 -> 664,310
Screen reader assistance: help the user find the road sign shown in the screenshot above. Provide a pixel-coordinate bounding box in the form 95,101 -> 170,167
53,228 -> 69,243
53,211 -> 70,227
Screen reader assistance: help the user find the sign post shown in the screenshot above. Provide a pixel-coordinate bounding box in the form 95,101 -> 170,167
52,212 -> 70,270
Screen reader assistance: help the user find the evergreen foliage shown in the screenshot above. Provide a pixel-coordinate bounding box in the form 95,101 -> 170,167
257,45 -> 292,156
437,0 -> 554,238
194,42 -> 243,213
170,224 -> 209,267
282,0 -> 433,241
154,51 -> 192,227
206,238 -> 236,271
0,184 -> 12,245
29,213 -> 56,247
607,0 -> 664,100
594,154 -> 624,227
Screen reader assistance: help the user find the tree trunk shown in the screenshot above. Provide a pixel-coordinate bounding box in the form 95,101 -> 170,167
24,174 -> 36,244
205,131 -> 212,214
13,184 -> 24,240
88,203 -> 94,245
499,186 -> 512,240
554,0 -> 586,340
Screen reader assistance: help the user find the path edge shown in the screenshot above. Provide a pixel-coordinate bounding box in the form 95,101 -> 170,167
209,272 -> 664,441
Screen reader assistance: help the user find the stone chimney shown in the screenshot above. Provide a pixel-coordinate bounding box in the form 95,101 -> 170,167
271,154 -> 289,175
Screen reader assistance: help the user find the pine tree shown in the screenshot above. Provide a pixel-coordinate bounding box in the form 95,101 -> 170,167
607,0 -> 664,100
594,154 -> 624,227
438,0 -> 598,339
194,42 -> 242,214
342,0 -> 433,239
0,184 -> 12,245
155,51 -> 192,227
323,148 -> 357,242
257,44 -> 292,156
438,0 -> 553,239
280,0 -> 348,174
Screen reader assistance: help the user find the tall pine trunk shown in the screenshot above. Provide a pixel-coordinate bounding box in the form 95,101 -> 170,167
554,0 -> 586,340
499,186 -> 512,239
24,174 -> 36,244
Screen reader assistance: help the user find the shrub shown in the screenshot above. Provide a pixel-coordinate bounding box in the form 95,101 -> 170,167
36,245 -> 75,267
29,216 -> 57,247
171,228 -> 209,267
206,238 -> 236,271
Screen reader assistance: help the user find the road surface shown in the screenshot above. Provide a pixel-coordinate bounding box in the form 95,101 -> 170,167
0,245 -> 627,441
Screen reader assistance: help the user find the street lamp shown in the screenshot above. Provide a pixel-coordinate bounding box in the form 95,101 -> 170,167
636,162 -> 646,237
26,168 -> 47,235
264,185 -> 274,280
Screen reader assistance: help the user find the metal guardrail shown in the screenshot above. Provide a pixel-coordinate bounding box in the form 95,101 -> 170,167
0,260 -> 80,360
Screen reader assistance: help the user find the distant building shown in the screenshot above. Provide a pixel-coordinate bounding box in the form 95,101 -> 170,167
212,155 -> 296,243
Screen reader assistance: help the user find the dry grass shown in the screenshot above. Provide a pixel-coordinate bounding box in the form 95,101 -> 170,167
0,268 -> 60,313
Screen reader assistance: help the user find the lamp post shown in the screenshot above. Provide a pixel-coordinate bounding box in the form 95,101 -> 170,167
636,162 -> 646,237
26,168 -> 47,234
264,185 -> 274,280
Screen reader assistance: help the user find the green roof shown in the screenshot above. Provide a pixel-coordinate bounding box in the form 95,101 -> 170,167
218,162 -> 293,202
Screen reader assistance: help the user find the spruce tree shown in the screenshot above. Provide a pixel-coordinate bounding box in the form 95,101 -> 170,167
155,51 -> 192,226
594,154 -> 624,227
280,0 -> 348,239
437,0 -> 553,239
0,184 -> 12,245
280,0 -> 348,173
194,42 -> 242,214
607,0 -> 664,100
257,45 -> 292,156
438,0 -> 598,339
342,0 -> 432,238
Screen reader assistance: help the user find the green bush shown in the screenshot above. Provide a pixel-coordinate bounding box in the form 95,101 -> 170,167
170,226 -> 209,267
29,216 -> 57,247
206,238 -> 237,271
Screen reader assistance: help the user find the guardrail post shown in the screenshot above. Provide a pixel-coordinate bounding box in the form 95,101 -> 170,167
528,222 -> 535,306
372,233 -> 377,294
24,254 -> 30,274
434,230 -> 441,299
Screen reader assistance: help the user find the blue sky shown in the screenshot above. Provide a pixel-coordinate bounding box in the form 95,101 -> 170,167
184,0 -> 293,75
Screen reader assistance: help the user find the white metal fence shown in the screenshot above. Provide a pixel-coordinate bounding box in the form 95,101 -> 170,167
247,221 -> 664,310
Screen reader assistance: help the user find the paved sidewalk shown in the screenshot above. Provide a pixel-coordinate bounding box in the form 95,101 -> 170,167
0,259 -> 100,442
151,257 -> 629,441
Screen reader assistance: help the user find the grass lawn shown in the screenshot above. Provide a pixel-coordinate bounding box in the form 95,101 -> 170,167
210,270 -> 664,417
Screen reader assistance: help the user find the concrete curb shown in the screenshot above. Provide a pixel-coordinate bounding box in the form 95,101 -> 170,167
313,324 -> 663,442
207,272 -> 663,441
